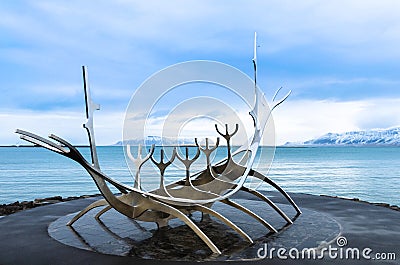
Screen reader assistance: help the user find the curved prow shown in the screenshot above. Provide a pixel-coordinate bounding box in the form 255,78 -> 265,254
14,130 -> 140,217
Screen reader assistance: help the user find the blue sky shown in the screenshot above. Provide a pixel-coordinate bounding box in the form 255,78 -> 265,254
1,0 -> 400,145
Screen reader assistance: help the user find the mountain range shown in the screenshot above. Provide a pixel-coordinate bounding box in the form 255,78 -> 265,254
113,136 -> 196,146
286,127 -> 400,146
115,127 -> 400,147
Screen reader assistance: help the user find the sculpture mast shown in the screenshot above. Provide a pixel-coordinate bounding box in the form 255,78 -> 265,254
252,31 -> 257,89
82,66 -> 101,169
249,32 -> 259,128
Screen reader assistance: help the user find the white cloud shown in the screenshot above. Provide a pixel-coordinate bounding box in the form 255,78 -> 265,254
0,109 -> 124,146
2,0 -> 400,62
29,84 -> 81,97
252,0 -> 400,60
1,1 -> 400,146
2,97 -> 400,146
273,98 -> 400,145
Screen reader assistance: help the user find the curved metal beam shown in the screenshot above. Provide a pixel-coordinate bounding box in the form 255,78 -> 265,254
190,204 -> 253,243
250,169 -> 302,215
221,198 -> 277,233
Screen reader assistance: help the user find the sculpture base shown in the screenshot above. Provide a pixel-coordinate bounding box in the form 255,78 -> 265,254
49,200 -> 339,261
1,191 -> 399,264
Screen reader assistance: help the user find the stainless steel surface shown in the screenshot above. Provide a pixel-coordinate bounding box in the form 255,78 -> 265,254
15,33 -> 301,255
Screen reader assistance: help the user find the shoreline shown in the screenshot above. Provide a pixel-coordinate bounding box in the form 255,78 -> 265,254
319,194 -> 400,211
1,193 -> 399,217
0,194 -> 101,216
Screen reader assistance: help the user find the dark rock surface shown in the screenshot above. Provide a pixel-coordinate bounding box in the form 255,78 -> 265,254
0,194 -> 100,216
319,194 -> 400,212
0,192 -> 399,264
48,200 -> 337,261
2,193 -> 398,216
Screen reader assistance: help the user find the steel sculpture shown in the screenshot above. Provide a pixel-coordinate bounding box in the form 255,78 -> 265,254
15,33 -> 301,255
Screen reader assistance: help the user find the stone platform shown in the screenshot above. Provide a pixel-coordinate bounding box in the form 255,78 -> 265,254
0,191 -> 399,264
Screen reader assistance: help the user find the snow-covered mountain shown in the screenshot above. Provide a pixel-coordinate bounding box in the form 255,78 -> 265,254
286,127 -> 400,146
113,136 -> 196,146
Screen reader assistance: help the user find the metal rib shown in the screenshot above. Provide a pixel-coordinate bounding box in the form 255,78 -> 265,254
221,198 -> 277,233
250,170 -> 302,215
191,204 -> 253,243
240,186 -> 293,224
95,205 -> 112,220
148,198 -> 221,254
68,199 -> 108,226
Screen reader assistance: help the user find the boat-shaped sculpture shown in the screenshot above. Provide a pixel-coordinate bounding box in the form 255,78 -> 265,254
16,34 -> 301,255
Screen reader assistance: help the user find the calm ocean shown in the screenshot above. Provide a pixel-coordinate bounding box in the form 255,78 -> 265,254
0,146 -> 399,206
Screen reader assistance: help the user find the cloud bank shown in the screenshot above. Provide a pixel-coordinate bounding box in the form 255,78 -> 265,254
1,1 -> 400,145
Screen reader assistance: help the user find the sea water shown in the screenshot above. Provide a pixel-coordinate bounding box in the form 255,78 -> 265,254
0,146 -> 399,206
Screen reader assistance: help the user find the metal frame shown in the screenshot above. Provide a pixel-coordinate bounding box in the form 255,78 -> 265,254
15,33 -> 301,255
